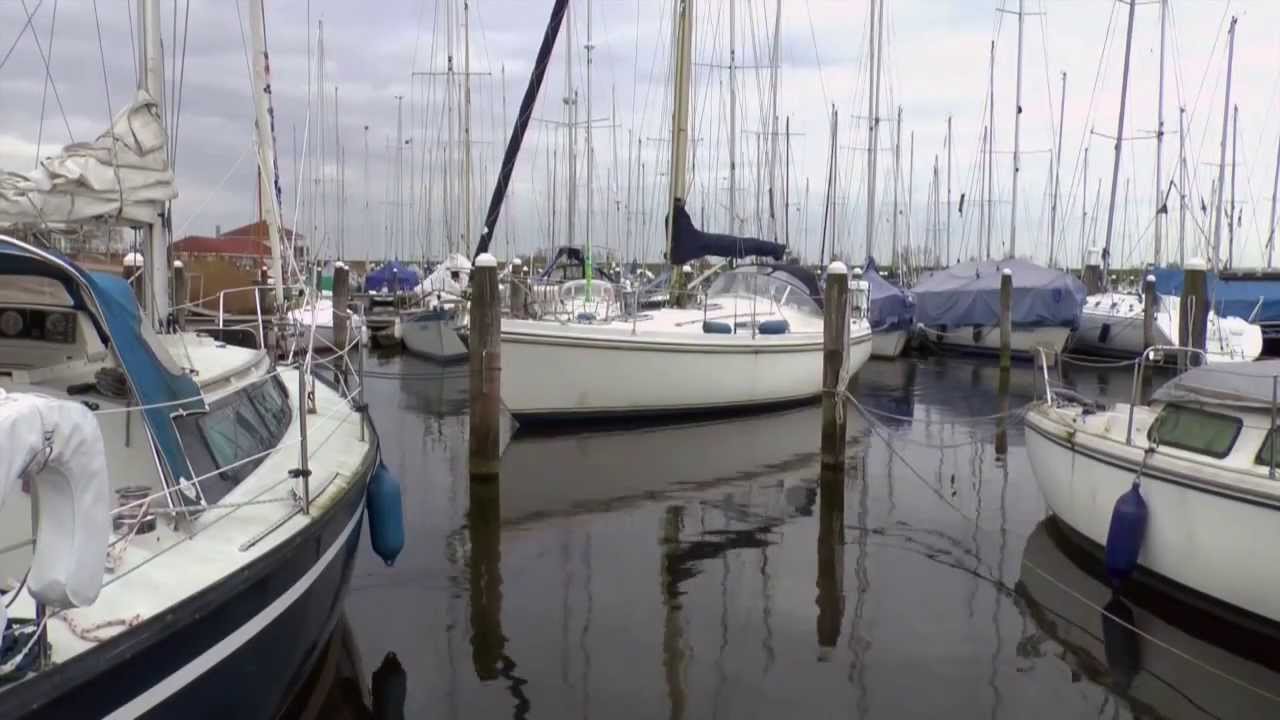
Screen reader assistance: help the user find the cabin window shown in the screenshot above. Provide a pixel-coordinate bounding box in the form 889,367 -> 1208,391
1254,429 -> 1280,470
1148,404 -> 1242,459
175,376 -> 292,504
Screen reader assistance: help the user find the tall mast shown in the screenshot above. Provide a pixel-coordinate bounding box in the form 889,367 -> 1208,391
767,0 -> 781,241
664,0 -> 694,268
1229,104 -> 1238,269
565,1 -> 576,249
1179,107 -> 1187,265
1050,72 -> 1065,267
363,125 -> 370,259
863,0 -> 879,261
1080,145 -> 1088,267
892,105 -> 901,270
1007,0 -> 1025,259
1100,0 -> 1137,283
820,106 -> 838,265
986,41 -> 995,259
945,115 -> 951,266
784,115 -> 791,248
463,0 -> 474,252
334,86 -> 342,259
728,0 -> 737,234
584,0 -> 594,294
908,131 -> 915,263
444,0 -> 455,254
246,0 -> 284,306
394,95 -> 404,259
1154,0 -> 1167,266
1211,17 -> 1237,273
1269,121 -> 1280,268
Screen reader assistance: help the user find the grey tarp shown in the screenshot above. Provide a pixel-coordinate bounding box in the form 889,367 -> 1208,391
912,258 -> 1086,328
1152,360 -> 1280,409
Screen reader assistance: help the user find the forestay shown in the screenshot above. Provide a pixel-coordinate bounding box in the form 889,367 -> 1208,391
0,91 -> 176,226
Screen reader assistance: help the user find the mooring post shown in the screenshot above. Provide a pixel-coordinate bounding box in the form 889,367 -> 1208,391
1142,273 -> 1157,352
999,268 -> 1013,370
467,479 -> 504,680
123,252 -> 145,308
816,462 -> 845,654
470,253 -> 502,479
1082,246 -> 1104,295
509,258 -> 527,319
821,261 -> 850,471
172,260 -> 188,331
1179,257 -> 1209,367
995,367 -> 1011,457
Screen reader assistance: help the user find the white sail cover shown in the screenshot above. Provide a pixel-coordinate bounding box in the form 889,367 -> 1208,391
0,90 -> 176,226
0,391 -> 111,610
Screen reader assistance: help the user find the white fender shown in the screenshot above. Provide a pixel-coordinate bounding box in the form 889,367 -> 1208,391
0,391 -> 111,611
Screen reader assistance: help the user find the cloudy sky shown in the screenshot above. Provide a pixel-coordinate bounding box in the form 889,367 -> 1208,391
4,0 -> 1280,269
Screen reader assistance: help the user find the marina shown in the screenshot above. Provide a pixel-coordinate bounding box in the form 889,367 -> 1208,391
4,0 -> 1280,717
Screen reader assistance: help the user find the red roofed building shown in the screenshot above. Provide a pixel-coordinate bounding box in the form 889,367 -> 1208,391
173,221 -> 305,260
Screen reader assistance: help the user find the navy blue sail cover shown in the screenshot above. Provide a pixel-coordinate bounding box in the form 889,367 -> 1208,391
364,261 -> 421,293
862,258 -> 915,331
668,201 -> 785,265
913,258 -> 1086,327
1153,267 -> 1280,323
0,237 -> 207,503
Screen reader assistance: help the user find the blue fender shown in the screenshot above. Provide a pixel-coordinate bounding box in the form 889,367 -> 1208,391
1104,482 -> 1148,585
366,462 -> 405,566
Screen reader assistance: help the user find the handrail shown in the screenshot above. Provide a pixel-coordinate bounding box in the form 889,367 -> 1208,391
1125,345 -> 1208,445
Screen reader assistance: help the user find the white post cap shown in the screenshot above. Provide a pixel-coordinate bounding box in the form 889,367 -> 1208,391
1001,267 -> 1013,276
827,260 -> 848,275
172,259 -> 184,270
511,257 -> 523,267
1184,257 -> 1208,271
475,253 -> 498,268
123,252 -> 144,268
1144,273 -> 1156,283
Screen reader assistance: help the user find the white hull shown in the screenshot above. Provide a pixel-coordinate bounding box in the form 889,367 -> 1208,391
921,324 -> 1070,359
402,311 -> 468,363
501,319 -> 873,418
870,328 -> 908,358
1069,292 -> 1262,364
1025,406 -> 1280,623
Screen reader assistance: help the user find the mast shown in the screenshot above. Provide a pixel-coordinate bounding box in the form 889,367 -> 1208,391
1229,104 -> 1238,269
945,116 -> 951,266
1007,0 -> 1025,259
864,0 -> 885,261
1080,145 -> 1088,267
444,0 -> 455,254
1179,107 -> 1187,265
908,131 -> 915,263
819,106 -> 838,265
767,0 -> 781,241
986,41 -> 995,259
1050,72 -> 1065,266
565,2 -> 576,250
363,126 -> 370,259
463,0 -> 474,253
784,115 -> 791,247
585,0 -> 594,294
395,95 -> 404,259
335,86 -> 342,259
664,0 -> 694,268
892,105 -> 901,271
1269,121 -> 1280,268
1154,0 -> 1167,266
246,0 -> 284,306
1211,17 -> 1237,273
1100,0 -> 1137,283
728,0 -> 737,234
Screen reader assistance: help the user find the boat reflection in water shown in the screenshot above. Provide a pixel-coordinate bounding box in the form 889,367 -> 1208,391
276,617 -> 406,720
1017,518 -> 1280,718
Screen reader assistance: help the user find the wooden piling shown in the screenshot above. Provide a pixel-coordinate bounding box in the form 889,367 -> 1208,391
467,478 -> 504,680
509,258 -> 527,319
1179,257 -> 1209,365
123,252 -> 145,308
999,268 -> 1013,370
172,260 -> 188,331
816,462 -> 845,652
821,261 -> 850,471
1081,246 -> 1104,295
1141,273 -> 1156,352
332,262 -> 351,352
469,253 -> 502,479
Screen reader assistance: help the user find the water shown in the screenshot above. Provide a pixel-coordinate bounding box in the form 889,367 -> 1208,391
286,354 -> 1280,719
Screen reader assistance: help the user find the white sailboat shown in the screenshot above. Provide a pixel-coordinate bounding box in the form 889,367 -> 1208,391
497,0 -> 872,420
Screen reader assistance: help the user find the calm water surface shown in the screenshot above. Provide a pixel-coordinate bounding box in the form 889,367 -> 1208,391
292,354 -> 1280,719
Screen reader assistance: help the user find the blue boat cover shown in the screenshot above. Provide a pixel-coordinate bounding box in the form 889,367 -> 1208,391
862,258 -> 915,331
1152,267 -> 1280,322
912,258 -> 1086,328
364,261 -> 421,293
0,238 -> 207,505
667,201 -> 785,265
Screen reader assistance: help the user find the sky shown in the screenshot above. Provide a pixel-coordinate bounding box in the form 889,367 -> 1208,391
3,0 -> 1280,270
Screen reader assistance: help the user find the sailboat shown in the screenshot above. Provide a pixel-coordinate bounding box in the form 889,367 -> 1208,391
0,4 -> 392,716
487,0 -> 870,421
1067,2 -> 1261,365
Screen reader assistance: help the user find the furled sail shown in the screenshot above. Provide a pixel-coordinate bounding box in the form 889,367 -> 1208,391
0,90 -> 176,226
667,201 -> 785,265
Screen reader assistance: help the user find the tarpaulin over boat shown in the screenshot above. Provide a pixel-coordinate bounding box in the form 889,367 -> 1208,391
1152,267 -> 1280,322
863,258 -> 914,331
1153,359 -> 1280,409
913,258 -> 1086,327
0,236 -> 206,508
0,91 -> 176,226
364,261 -> 420,293
667,201 -> 785,265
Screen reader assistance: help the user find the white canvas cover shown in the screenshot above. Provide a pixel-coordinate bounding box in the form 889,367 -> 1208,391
0,391 -> 111,610
0,90 -> 176,226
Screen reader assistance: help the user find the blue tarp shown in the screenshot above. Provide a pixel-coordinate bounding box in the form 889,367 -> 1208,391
0,238 -> 207,506
912,258 -> 1086,328
364,261 -> 420,293
1152,267 -> 1280,323
863,258 -> 914,331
